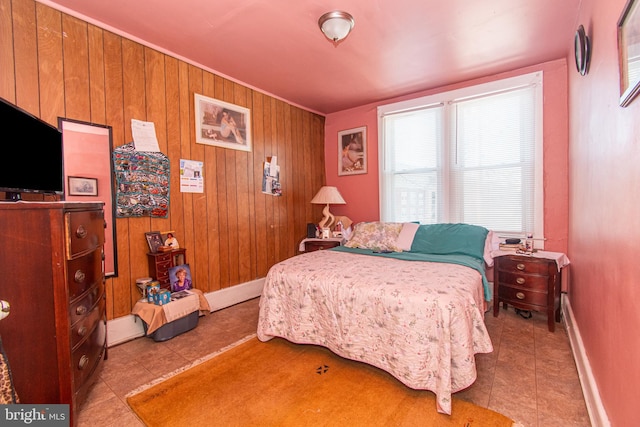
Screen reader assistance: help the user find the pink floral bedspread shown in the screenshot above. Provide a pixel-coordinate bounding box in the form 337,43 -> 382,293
257,250 -> 493,415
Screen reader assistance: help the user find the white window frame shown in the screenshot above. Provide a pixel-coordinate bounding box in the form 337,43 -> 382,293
377,71 -> 544,242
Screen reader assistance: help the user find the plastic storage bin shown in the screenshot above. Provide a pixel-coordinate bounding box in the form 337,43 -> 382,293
142,310 -> 199,342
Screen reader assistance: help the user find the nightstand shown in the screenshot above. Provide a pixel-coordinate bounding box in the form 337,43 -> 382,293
299,237 -> 343,253
493,254 -> 562,332
147,248 -> 187,289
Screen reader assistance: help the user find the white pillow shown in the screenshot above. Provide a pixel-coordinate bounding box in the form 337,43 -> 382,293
396,222 -> 420,251
483,230 -> 500,266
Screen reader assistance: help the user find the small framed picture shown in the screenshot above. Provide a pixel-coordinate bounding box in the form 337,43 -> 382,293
169,264 -> 193,292
338,126 -> 367,176
160,230 -> 180,249
145,231 -> 164,253
68,176 -> 98,196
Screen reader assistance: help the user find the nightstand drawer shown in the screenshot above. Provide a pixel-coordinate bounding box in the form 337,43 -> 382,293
304,240 -> 341,252
496,271 -> 549,292
496,256 -> 551,275
498,285 -> 548,307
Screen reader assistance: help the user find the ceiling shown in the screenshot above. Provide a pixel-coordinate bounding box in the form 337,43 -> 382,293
41,0 -> 581,115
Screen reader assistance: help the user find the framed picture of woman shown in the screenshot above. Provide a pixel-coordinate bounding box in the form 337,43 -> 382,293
338,126 -> 367,176
169,264 -> 193,292
194,93 -> 252,152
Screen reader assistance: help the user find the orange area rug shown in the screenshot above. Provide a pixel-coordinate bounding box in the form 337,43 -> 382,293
127,335 -> 517,426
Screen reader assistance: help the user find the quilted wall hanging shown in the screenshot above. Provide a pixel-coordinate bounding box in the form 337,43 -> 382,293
113,142 -> 170,218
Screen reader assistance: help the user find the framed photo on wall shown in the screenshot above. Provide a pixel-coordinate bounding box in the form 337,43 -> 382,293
338,126 -> 367,176
618,0 -> 640,107
67,176 -> 98,196
194,93 -> 252,152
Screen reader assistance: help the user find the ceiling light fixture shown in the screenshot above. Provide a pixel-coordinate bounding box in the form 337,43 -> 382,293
318,11 -> 355,45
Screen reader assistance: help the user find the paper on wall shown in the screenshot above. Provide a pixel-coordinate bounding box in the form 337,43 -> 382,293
180,159 -> 204,193
131,119 -> 161,152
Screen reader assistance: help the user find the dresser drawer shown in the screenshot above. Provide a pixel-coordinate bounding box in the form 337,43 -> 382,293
152,252 -> 173,263
71,297 -> 105,351
496,256 -> 551,275
68,250 -> 104,301
69,282 -> 105,327
65,210 -> 105,259
496,270 -> 549,292
72,319 -> 106,391
498,285 -> 548,307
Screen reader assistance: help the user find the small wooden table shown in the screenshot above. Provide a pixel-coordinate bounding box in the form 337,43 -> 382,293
493,252 -> 567,332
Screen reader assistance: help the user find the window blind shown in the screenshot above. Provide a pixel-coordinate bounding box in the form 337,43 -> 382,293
379,72 -> 543,238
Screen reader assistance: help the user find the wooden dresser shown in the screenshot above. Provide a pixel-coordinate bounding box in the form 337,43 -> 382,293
0,202 -> 107,425
493,254 -> 561,332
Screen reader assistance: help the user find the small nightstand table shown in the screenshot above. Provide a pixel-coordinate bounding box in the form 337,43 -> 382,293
299,237 -> 344,253
492,251 -> 568,332
147,248 -> 187,289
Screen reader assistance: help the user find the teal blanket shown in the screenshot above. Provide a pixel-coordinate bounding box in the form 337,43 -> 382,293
331,246 -> 492,301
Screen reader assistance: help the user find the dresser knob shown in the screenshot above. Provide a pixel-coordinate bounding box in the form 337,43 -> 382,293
76,225 -> 87,239
516,292 -> 525,300
78,355 -> 89,370
74,270 -> 86,283
516,263 -> 525,271
76,305 -> 87,315
516,277 -> 525,285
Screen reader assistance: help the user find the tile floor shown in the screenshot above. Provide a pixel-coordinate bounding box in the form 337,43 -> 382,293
77,298 -> 591,426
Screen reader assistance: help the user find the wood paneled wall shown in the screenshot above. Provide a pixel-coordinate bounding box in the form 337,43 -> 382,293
0,0 -> 326,320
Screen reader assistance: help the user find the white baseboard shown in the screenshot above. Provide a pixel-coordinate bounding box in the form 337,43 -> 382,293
562,295 -> 610,427
107,278 -> 264,347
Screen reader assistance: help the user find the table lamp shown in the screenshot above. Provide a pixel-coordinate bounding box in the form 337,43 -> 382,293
310,186 -> 346,237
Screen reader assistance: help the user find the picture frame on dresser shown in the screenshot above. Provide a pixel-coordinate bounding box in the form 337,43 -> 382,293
59,118 -> 118,277
145,231 -> 164,253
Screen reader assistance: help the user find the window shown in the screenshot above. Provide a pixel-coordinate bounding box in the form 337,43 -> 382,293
378,72 -> 543,239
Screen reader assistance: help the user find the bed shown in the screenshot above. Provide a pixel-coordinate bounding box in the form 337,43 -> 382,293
257,222 -> 495,415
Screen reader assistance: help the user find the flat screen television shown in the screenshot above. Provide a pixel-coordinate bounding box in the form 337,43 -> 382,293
0,97 -> 64,201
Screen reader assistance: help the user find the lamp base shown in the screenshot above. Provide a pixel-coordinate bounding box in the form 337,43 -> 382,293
321,228 -> 331,239
318,204 -> 335,231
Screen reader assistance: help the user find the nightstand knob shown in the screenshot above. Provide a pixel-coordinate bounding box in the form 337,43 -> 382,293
516,292 -> 526,300
516,277 -> 526,285
516,263 -> 526,271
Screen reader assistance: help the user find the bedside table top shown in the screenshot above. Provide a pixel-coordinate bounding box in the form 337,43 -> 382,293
491,249 -> 570,271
